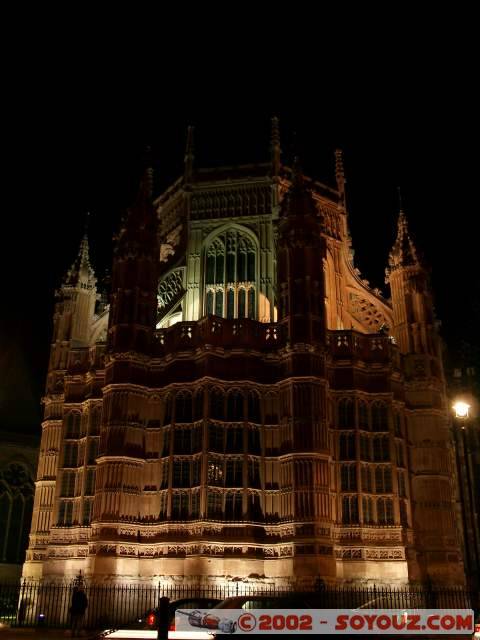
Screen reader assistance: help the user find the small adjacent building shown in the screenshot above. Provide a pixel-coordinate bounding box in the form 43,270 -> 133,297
0,430 -> 38,581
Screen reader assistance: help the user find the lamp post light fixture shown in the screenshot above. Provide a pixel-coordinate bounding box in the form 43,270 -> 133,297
453,401 -> 471,420
451,397 -> 479,600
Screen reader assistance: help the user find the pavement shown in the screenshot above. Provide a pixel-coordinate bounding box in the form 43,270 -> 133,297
0,628 -> 100,639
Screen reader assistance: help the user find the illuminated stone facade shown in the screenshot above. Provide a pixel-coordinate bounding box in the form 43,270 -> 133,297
23,124 -> 465,586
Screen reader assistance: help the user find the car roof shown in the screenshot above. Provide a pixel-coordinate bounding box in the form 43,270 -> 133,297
213,594 -> 321,608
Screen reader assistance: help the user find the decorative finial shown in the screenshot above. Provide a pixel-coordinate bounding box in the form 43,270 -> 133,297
335,149 -> 346,208
396,187 -> 408,233
184,125 -> 195,184
83,211 -> 90,236
387,190 -> 420,275
270,116 -> 281,178
292,155 -> 304,187
397,186 -> 403,212
140,145 -> 154,200
63,228 -> 96,288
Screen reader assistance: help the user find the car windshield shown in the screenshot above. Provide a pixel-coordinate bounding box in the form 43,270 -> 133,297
213,595 -> 321,609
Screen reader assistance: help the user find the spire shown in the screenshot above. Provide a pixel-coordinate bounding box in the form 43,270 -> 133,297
116,147 -> 157,249
292,155 -> 303,186
335,149 -> 346,207
276,159 -> 327,345
280,155 -> 318,221
84,210 -> 90,235
113,146 -> 159,263
108,150 -> 159,355
397,185 -> 403,212
138,145 -> 154,201
63,220 -> 96,289
387,190 -> 420,274
184,125 -> 195,184
270,116 -> 281,178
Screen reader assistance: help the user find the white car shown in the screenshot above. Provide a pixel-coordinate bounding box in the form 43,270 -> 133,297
100,631 -> 214,640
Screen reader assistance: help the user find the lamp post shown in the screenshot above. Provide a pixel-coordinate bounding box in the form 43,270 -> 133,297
452,400 -> 480,598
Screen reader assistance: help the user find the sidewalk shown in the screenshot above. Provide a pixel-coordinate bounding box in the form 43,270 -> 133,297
0,628 -> 100,639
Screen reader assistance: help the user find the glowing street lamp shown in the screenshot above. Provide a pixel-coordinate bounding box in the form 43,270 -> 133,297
451,396 -> 480,593
453,401 -> 471,419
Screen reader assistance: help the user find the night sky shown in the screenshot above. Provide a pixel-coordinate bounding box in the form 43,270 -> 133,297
1,22 -> 478,434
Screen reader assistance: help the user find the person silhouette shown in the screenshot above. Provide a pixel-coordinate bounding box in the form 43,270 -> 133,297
70,583 -> 88,637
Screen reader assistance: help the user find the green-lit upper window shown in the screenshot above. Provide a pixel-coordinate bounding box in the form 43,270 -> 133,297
205,229 -> 256,319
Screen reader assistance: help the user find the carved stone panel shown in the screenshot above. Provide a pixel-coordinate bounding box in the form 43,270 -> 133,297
349,293 -> 386,331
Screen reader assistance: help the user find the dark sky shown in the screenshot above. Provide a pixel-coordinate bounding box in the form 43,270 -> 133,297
1,18 -> 478,433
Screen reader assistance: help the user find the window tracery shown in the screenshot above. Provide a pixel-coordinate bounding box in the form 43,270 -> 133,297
204,229 -> 257,319
0,463 -> 34,563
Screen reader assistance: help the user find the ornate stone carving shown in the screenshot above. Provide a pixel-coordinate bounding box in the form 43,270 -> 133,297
349,293 -> 386,330
364,548 -> 405,560
160,224 -> 183,262
336,548 -> 362,559
158,268 -> 186,311
119,546 -> 136,556
191,186 -> 272,220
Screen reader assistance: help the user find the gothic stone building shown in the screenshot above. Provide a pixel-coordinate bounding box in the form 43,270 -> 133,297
23,125 -> 464,586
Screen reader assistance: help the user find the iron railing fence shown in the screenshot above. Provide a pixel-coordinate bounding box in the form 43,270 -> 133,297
0,581 -> 475,630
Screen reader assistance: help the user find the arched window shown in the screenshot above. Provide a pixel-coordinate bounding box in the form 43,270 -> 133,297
226,427 -> 243,453
377,497 -> 394,525
247,391 -> 261,423
163,395 -> 172,426
372,402 -> 389,432
363,496 -> 374,524
396,442 -> 405,467
398,470 -> 407,497
206,290 -> 214,315
0,465 -> 34,563
248,460 -> 261,488
264,393 -> 278,424
340,464 -> 357,491
360,435 -> 372,461
194,390 -> 204,420
208,458 -> 224,486
238,289 -> 246,318
375,466 -> 392,493
90,407 -> 102,435
225,492 -> 243,520
227,390 -> 244,421
61,471 -> 76,497
65,413 -> 81,438
358,401 -> 369,430
394,412 -> 403,437
373,435 -> 390,462
338,398 -> 355,429
342,496 -> 359,524
227,289 -> 235,318
226,459 -> 243,486
207,491 -> 223,518
248,493 -> 263,521
63,443 -> 78,467
361,465 -> 373,492
83,500 -> 93,525
209,424 -> 224,452
210,388 -> 225,420
171,492 -> 190,520
175,392 -> 193,423
204,229 -> 257,319
248,428 -> 261,454
0,489 -> 11,560
339,433 -> 355,460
